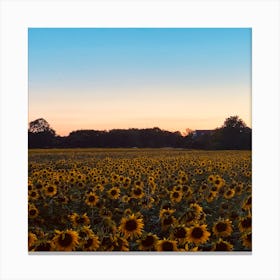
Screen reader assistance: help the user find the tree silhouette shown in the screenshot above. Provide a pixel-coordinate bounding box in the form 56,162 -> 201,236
27,116 -> 251,150
28,118 -> 56,148
29,118 -> 56,135
212,116 -> 251,150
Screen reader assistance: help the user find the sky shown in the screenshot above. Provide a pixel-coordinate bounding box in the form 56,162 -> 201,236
28,28 -> 251,136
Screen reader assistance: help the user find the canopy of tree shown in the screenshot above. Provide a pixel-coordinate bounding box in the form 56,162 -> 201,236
28,116 -> 251,150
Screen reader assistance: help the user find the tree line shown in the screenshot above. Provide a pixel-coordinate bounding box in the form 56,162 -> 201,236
28,116 -> 251,150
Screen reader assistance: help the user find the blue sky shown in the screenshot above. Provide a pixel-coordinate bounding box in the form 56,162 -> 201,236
29,28 -> 251,136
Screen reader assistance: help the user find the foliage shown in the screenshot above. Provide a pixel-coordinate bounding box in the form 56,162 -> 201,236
28,116 -> 251,150
28,118 -> 56,148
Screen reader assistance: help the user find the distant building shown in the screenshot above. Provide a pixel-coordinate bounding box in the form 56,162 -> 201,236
192,130 -> 214,138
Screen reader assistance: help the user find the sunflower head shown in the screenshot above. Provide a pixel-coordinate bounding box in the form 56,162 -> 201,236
44,184 -> 57,197
186,224 -> 210,245
28,189 -> 40,201
34,240 -> 53,251
131,186 -> 145,199
137,233 -> 159,251
212,219 -> 233,237
52,229 -> 79,251
28,205 -> 39,219
85,192 -> 99,207
161,215 -> 176,231
170,224 -> 188,245
81,234 -> 100,251
156,239 -> 178,251
242,196 -> 252,211
112,235 -> 129,251
69,213 -> 90,227
212,238 -> 233,251
107,187 -> 121,200
170,190 -> 183,203
242,232 -> 252,249
28,232 -> 38,250
224,188 -> 235,199
119,214 -> 144,240
238,216 -> 252,233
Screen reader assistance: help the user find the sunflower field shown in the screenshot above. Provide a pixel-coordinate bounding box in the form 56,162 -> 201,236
28,148 -> 252,252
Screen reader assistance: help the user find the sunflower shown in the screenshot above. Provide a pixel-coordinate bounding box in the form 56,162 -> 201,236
85,192 -> 99,207
224,188 -> 235,199
206,191 -> 216,203
28,189 -> 40,201
28,232 -> 37,250
107,187 -> 121,200
238,216 -> 252,233
99,208 -> 113,219
199,183 -> 208,193
186,224 -> 210,245
28,205 -> 39,219
210,185 -> 219,193
69,213 -> 90,227
234,184 -> 243,195
171,225 -> 188,244
44,184 -> 57,197
124,208 -> 133,217
33,240 -> 53,251
81,234 -> 100,251
190,203 -> 203,217
242,232 -> 252,249
119,214 -> 144,239
55,194 -> 69,205
207,175 -> 215,183
242,196 -> 252,211
134,180 -> 144,188
78,226 -> 94,240
159,208 -> 175,219
161,215 -> 176,231
180,175 -> 188,183
100,235 -> 115,251
140,196 -> 155,209
111,173 -> 119,183
183,185 -> 193,199
123,177 -> 131,188
156,239 -> 178,251
173,185 -> 183,192
137,233 -> 159,251
214,175 -> 225,187
94,183 -> 104,192
131,186 -> 145,199
212,238 -> 233,251
103,217 -> 117,234
212,219 -> 233,237
52,229 -> 79,251
28,182 -> 33,191
35,181 -> 44,191
112,235 -> 129,251
178,209 -> 197,225
170,190 -> 183,203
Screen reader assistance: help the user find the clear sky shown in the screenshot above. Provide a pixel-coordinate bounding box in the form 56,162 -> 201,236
28,28 -> 251,136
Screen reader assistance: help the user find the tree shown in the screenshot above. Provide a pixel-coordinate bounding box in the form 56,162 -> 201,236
28,118 -> 56,148
29,118 -> 56,135
222,116 -> 247,131
212,116 -> 251,150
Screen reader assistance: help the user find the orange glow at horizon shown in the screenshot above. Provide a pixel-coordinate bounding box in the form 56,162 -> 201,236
29,86 -> 251,137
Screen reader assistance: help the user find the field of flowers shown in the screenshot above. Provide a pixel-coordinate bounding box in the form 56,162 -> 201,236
28,148 -> 252,252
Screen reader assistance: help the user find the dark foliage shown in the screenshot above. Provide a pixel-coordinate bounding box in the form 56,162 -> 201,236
28,116 -> 251,150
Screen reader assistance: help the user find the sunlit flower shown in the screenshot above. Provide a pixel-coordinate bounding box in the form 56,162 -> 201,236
186,224 -> 210,245
52,229 -> 79,251
119,214 -> 144,239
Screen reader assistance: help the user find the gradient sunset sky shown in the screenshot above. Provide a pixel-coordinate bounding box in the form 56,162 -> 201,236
28,28 -> 251,136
